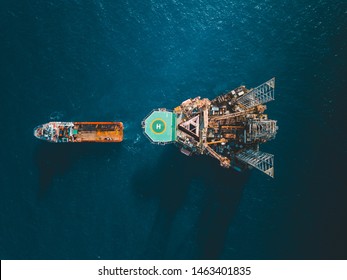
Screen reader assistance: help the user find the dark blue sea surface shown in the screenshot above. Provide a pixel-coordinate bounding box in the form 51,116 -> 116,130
1,0 -> 346,259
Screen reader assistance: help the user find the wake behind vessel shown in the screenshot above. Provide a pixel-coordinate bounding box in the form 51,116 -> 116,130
34,122 -> 123,143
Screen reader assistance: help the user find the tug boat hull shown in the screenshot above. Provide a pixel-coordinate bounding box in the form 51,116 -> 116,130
34,122 -> 123,143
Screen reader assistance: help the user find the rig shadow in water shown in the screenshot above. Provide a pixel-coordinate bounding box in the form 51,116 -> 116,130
132,145 -> 249,259
132,147 -> 191,259
33,142 -> 122,196
195,163 -> 248,259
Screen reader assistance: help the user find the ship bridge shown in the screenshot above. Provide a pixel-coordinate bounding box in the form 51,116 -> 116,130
142,109 -> 177,144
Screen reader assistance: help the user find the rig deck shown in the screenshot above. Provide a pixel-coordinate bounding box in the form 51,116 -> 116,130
142,78 -> 278,177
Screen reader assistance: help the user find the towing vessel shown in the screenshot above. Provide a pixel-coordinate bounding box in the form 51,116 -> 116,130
34,122 -> 123,143
142,78 -> 278,177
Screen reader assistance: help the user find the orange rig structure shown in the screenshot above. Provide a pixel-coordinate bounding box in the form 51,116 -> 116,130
142,78 -> 278,178
34,122 -> 123,143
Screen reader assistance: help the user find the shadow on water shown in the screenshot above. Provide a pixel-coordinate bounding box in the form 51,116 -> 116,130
195,165 -> 248,259
132,145 -> 249,259
33,142 -> 122,196
132,146 -> 191,259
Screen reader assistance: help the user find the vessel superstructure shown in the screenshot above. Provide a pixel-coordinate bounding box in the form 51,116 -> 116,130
142,78 -> 278,177
34,122 -> 123,143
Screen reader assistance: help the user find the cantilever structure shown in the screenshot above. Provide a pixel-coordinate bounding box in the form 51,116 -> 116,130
142,78 -> 278,177
237,78 -> 275,108
236,150 -> 274,178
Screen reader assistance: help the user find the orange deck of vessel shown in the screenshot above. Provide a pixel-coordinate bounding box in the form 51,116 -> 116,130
73,122 -> 123,143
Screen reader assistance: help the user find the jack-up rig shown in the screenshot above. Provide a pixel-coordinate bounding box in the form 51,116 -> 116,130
142,78 -> 278,178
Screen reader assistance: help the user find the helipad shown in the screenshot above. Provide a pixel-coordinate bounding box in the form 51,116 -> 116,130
143,109 -> 176,144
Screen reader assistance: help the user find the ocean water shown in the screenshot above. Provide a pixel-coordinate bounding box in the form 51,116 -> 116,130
0,0 -> 346,259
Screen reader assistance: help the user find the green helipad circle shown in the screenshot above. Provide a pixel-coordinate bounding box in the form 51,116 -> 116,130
150,118 -> 166,134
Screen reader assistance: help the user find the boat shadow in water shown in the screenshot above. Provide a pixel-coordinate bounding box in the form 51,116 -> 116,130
132,145 -> 249,259
33,142 -> 122,197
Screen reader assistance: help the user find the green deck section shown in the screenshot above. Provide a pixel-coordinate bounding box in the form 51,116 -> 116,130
144,110 -> 177,143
